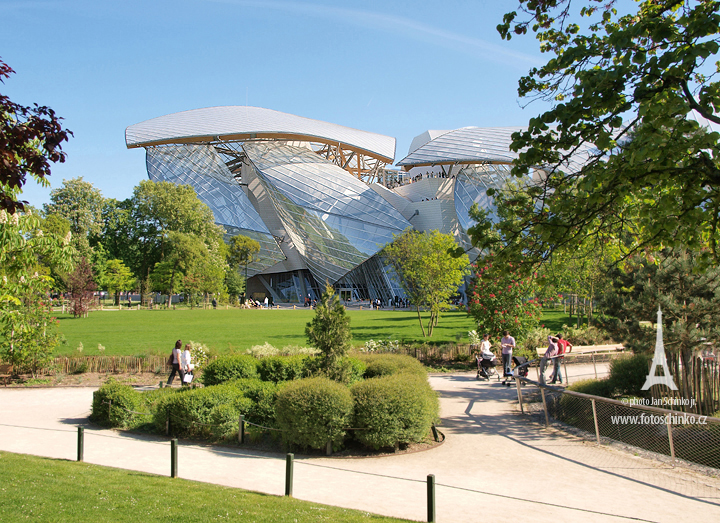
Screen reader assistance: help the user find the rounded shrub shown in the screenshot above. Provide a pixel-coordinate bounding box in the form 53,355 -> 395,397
341,357 -> 367,384
359,354 -> 427,379
608,353 -> 651,397
226,378 -> 281,427
154,383 -> 253,439
257,355 -> 308,383
91,381 -> 142,428
351,373 -> 439,450
275,377 -> 353,450
201,354 -> 259,385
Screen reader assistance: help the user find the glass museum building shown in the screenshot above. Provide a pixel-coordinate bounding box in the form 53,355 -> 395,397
125,106 -> 548,303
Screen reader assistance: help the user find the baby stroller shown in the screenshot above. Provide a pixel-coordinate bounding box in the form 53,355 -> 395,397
502,356 -> 529,386
476,353 -> 499,381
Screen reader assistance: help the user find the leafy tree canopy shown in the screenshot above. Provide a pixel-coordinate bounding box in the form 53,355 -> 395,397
107,180 -> 225,284
227,234 -> 260,270
476,0 -> 720,268
44,177 -> 105,256
0,58 -> 71,213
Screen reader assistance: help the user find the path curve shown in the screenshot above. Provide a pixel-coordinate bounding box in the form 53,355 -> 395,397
1,364 -> 719,523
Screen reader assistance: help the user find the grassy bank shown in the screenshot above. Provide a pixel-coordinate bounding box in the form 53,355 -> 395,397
0,451 -> 406,522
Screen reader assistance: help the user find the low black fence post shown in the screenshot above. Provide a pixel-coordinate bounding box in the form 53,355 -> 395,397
285,453 -> 294,497
427,474 -> 436,522
171,438 -> 178,478
77,426 -> 84,462
238,415 -> 245,444
431,425 -> 439,442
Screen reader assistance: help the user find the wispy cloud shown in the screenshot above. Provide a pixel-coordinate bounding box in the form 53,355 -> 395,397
207,0 -> 542,68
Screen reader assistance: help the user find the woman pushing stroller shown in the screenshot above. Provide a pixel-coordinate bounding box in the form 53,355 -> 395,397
475,334 -> 499,380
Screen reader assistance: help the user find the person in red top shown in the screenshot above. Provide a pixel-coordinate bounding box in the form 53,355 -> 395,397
550,333 -> 573,384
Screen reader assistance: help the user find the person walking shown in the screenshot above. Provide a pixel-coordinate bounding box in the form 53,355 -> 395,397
167,340 -> 185,386
500,330 -> 515,377
181,343 -> 194,385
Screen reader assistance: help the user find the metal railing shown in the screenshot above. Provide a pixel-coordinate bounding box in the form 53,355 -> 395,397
513,375 -> 720,470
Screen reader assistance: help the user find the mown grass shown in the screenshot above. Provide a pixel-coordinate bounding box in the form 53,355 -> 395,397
54,308 -> 479,356
52,308 -> 577,357
538,309 -> 577,333
0,451 -> 406,523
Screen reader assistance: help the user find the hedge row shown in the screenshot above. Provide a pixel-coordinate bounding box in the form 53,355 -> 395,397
92,365 -> 438,451
202,353 -> 420,386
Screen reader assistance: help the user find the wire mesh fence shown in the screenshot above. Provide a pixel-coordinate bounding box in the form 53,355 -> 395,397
518,378 -> 720,470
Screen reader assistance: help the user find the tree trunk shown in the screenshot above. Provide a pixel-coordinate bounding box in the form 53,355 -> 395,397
416,306 -> 427,337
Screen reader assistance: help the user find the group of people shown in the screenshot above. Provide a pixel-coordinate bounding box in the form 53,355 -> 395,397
543,334 -> 573,384
473,330 -> 573,383
474,330 -> 517,378
167,340 -> 195,386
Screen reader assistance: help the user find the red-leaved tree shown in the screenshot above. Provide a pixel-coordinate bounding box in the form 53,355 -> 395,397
0,58 -> 72,213
467,254 -> 542,341
66,257 -> 96,318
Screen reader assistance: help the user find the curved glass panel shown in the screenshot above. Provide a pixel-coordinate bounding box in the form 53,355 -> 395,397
243,142 -> 409,285
146,144 -> 271,234
454,164 -> 513,232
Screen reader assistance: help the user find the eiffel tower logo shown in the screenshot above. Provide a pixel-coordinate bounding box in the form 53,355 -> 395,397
641,308 -> 678,391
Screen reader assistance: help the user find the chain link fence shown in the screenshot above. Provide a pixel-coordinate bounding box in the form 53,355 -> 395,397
516,377 -> 720,471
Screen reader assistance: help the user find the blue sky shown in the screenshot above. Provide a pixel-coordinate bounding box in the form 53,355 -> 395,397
1,0 -> 550,207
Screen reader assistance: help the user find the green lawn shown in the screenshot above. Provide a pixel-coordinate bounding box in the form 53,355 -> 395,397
538,309 -> 577,333
54,308 -> 479,356
52,307 -> 577,357
0,451 -> 407,522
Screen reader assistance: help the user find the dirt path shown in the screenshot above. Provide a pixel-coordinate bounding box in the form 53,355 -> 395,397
1,366 -> 719,522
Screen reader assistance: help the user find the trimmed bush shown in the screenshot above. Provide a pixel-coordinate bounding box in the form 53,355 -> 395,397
257,355 -> 308,383
227,378 -> 281,427
275,377 -> 353,450
342,357 -> 366,384
201,354 -> 259,385
359,354 -> 427,379
303,356 -> 367,385
154,383 -> 253,440
608,353 -> 651,397
351,374 -> 439,449
91,381 -> 142,428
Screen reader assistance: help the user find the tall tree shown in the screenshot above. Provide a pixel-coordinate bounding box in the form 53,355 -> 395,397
382,229 -> 470,337
599,249 -> 720,415
0,58 -> 71,213
151,231 -> 208,302
101,259 -> 136,306
114,180 -> 225,291
478,0 -> 720,267
227,234 -> 260,289
44,177 -> 105,257
467,254 -> 543,341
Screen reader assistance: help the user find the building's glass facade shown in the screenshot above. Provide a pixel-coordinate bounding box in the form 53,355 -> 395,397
128,108 -> 543,303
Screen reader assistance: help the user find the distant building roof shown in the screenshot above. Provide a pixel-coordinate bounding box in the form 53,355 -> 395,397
126,106 -> 396,163
397,127 -> 524,170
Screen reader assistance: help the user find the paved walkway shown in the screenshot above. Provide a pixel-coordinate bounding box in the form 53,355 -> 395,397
1,364 -> 719,522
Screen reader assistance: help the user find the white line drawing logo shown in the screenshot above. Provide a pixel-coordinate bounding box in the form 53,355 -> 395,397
641,308 -> 678,391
